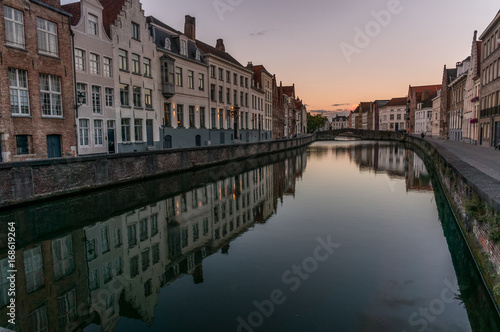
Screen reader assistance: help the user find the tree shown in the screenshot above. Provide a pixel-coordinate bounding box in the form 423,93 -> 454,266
307,113 -> 329,133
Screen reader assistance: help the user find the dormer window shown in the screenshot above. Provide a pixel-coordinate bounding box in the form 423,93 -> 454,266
180,39 -> 187,56
165,38 -> 171,50
195,50 -> 201,61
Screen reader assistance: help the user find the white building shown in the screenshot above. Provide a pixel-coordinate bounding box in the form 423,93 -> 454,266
464,31 -> 481,145
432,92 -> 441,137
379,97 -> 407,132
415,101 -> 433,136
64,0 -> 115,155
331,115 -> 348,129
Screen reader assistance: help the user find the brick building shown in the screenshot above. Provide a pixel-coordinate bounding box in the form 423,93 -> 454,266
0,0 -> 76,162
407,84 -> 441,135
272,77 -> 285,138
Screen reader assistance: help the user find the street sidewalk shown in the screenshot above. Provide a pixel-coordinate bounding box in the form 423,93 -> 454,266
424,136 -> 500,182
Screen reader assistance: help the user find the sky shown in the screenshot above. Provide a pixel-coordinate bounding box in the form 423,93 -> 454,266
62,0 -> 500,117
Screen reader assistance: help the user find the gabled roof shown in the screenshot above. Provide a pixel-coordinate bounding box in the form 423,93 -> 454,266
195,40 -> 244,68
99,0 -> 127,38
282,86 -> 295,98
61,1 -> 81,25
147,16 -> 180,34
479,10 -> 500,39
409,84 -> 441,94
385,97 -> 407,107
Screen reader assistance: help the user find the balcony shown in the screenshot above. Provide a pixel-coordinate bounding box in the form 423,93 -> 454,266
480,106 -> 500,118
162,82 -> 175,99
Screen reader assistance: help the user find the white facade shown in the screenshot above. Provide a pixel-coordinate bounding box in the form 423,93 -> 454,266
110,0 -> 160,153
331,115 -> 348,129
379,103 -> 406,132
415,103 -> 433,135
432,92 -> 441,137
72,0 -> 115,155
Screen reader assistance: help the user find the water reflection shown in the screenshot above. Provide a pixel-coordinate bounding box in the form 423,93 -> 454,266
0,142 -> 499,331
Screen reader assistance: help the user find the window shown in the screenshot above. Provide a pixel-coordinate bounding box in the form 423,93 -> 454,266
92,85 -> 101,113
144,279 -> 152,297
210,84 -> 216,101
88,13 -> 98,35
164,103 -> 171,127
390,114 -> 394,121
30,306 -> 48,332
94,120 -> 103,145
175,67 -> 183,87
89,268 -> 99,290
120,84 -> 129,106
219,108 -> 224,128
4,6 -> 25,48
131,53 -> 140,74
9,68 -> 29,115
75,49 -> 85,71
195,50 -> 201,61
76,83 -> 87,105
227,110 -> 231,128
86,239 -> 97,261
121,118 -> 131,142
188,70 -> 194,89
103,57 -> 112,77
52,235 -> 74,279
152,244 -> 160,264
134,119 -> 143,141
150,214 -> 158,236
131,22 -> 140,40
218,68 -> 223,81
210,66 -> 216,78
115,257 -> 123,275
219,86 -> 223,103
130,256 -> 139,278
211,108 -> 216,129
79,119 -> 89,146
164,38 -> 171,50
181,39 -> 187,56
102,262 -> 112,283
145,88 -> 152,108
40,74 -> 62,116
37,18 -> 58,56
226,70 -> 231,82
177,104 -> 184,127
240,75 -> 244,87
127,224 -> 137,247
114,228 -> 122,248
199,73 -> 205,91
24,246 -> 44,293
119,49 -> 128,71
133,86 -> 141,107
141,249 -> 150,271
200,107 -> 206,128
189,106 -> 195,127
105,87 -> 113,107
245,77 -> 249,88
144,58 -> 151,77
233,73 -> 238,85
57,289 -> 76,327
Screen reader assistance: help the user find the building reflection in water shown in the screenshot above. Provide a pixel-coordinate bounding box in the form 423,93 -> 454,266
0,151 -> 307,331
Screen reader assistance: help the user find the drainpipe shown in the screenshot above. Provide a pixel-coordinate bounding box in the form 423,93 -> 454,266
70,19 -> 79,157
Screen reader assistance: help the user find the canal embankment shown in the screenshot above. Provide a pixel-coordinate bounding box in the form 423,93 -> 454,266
0,135 -> 314,208
405,135 -> 500,313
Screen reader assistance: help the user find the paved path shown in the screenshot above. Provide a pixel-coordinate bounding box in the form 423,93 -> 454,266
424,136 -> 500,182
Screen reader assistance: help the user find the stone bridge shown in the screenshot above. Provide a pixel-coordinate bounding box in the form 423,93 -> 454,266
316,128 -> 406,141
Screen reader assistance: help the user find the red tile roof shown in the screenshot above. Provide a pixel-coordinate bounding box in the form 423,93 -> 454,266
409,85 -> 441,94
61,2 -> 81,26
360,102 -> 371,112
282,86 -> 295,97
385,97 -> 407,107
100,0 -> 127,39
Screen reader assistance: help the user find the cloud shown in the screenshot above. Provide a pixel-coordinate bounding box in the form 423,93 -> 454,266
249,30 -> 267,37
331,103 -> 350,107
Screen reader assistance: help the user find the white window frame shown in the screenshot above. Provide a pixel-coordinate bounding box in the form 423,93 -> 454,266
92,85 -> 101,114
9,68 -> 30,115
37,17 -> 58,56
89,53 -> 99,75
134,119 -> 143,141
40,74 -> 62,117
57,289 -> 76,327
23,246 -> 44,293
94,119 -> 104,146
88,13 -> 98,36
4,5 -> 25,48
79,119 -> 90,147
52,235 -> 74,279
76,82 -> 87,105
29,306 -> 48,332
105,87 -> 113,107
103,57 -> 112,77
181,39 -> 187,56
74,49 -> 85,71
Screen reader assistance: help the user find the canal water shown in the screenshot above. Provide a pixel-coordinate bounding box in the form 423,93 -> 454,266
1,141 -> 499,332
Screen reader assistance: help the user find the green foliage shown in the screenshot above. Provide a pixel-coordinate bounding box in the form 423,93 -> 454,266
464,195 -> 487,223
307,113 -> 329,133
489,228 -> 500,244
494,284 -> 500,297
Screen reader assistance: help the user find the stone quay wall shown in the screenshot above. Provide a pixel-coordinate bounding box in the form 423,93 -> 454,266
0,135 -> 315,208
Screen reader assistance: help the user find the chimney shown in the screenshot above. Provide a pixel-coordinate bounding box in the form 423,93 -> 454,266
184,15 -> 196,40
216,39 -> 225,52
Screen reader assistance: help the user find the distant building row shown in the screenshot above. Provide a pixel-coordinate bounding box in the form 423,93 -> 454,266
348,10 -> 500,148
0,0 -> 307,162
